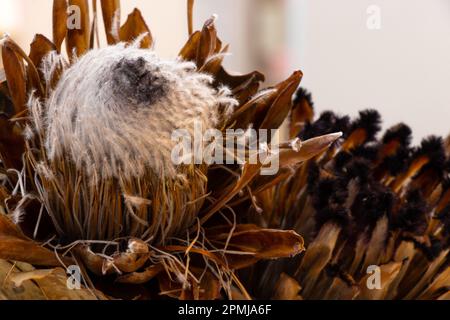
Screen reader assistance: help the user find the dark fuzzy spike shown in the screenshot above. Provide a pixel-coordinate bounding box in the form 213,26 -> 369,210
345,159 -> 372,184
380,146 -> 411,176
413,136 -> 447,178
315,207 -> 350,231
382,123 -> 412,146
293,87 -> 314,109
334,151 -> 352,173
306,162 -> 320,194
312,178 -> 338,209
351,185 -> 395,230
351,144 -> 379,161
300,111 -> 350,140
414,136 -> 446,165
350,109 -> 382,141
393,189 -> 428,235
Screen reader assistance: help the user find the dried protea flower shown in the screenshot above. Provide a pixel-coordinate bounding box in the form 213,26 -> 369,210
36,42 -> 237,244
0,0 -> 342,300
243,90 -> 450,300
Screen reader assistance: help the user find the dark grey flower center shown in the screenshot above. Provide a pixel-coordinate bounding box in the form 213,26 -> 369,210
111,57 -> 168,106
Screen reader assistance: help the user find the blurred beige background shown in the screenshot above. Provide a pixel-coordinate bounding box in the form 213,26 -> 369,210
1,0 -> 449,144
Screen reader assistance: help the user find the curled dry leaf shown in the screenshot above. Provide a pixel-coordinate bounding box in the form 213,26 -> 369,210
259,71 -> 303,131
120,8 -> 153,49
9,269 -> 56,288
0,214 -> 72,267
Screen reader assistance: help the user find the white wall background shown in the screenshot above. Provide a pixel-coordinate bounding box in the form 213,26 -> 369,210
286,0 -> 450,143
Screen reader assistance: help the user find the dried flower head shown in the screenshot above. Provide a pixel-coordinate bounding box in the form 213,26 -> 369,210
45,43 -> 236,179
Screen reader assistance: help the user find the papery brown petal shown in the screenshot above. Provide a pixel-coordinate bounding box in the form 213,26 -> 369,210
89,0 -> 98,49
259,71 -> 303,131
0,215 -> 72,267
187,0 -> 195,36
403,249 -> 449,299
33,267 -> 105,300
29,34 -> 57,90
66,0 -> 90,57
199,44 -> 229,76
0,237 -> 70,267
323,277 -> 359,300
296,223 -> 341,288
273,273 -> 302,300
29,34 -> 56,71
9,263 -> 105,300
179,31 -> 201,61
52,0 -> 68,52
100,0 -> 120,44
0,260 -> 47,299
418,267 -> 450,300
229,88 -> 277,129
0,214 -> 29,240
438,291 -> 450,300
120,9 -> 153,49
279,132 -> 343,168
196,16 -> 217,68
2,37 -> 45,97
2,45 -> 27,114
209,225 -> 305,260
